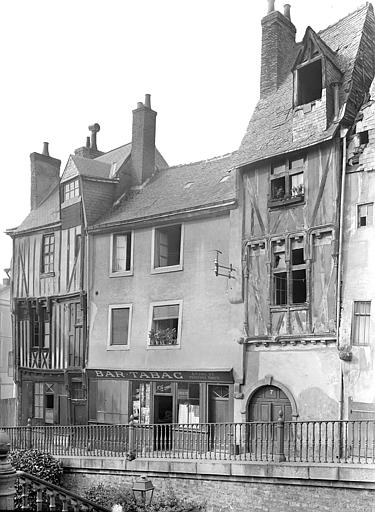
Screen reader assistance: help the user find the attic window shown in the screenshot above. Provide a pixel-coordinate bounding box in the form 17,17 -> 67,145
296,59 -> 322,106
63,178 -> 80,202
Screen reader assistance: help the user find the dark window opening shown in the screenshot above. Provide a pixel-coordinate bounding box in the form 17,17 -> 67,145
359,131 -> 369,145
155,225 -> 182,268
292,248 -> 304,265
46,394 -> 54,409
292,270 -> 307,304
271,177 -> 286,200
297,59 -> 322,106
275,273 -> 287,305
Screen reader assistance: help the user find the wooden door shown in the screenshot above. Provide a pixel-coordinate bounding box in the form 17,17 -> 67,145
208,385 -> 230,450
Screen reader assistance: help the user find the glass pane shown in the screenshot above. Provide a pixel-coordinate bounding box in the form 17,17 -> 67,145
111,308 -> 129,345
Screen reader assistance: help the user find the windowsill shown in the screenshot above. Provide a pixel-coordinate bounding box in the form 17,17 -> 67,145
61,196 -> 81,208
268,195 -> 304,209
147,344 -> 181,350
40,272 -> 55,279
109,270 -> 133,278
270,303 -> 308,311
151,264 -> 183,274
107,345 -> 130,351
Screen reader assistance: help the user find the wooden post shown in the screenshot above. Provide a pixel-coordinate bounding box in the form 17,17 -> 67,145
26,418 -> 32,450
275,410 -> 286,462
0,431 -> 17,510
126,415 -> 136,461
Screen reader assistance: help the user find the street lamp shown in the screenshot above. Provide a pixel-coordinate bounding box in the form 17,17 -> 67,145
132,475 -> 154,506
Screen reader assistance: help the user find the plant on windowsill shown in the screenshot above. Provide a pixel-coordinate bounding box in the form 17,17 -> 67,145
291,184 -> 304,197
149,328 -> 177,346
338,344 -> 352,362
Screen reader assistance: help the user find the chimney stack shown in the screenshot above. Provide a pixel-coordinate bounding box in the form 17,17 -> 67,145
74,124 -> 104,159
284,4 -> 291,21
30,143 -> 61,210
130,94 -> 157,185
260,1 -> 296,99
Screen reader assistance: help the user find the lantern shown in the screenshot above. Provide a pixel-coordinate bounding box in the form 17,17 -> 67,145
132,475 -> 154,505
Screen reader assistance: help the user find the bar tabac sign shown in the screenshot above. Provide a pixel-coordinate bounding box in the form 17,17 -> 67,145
87,369 -> 233,383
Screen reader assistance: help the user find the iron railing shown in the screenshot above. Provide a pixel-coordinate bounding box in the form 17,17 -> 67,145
16,471 -> 110,511
3,418 -> 375,464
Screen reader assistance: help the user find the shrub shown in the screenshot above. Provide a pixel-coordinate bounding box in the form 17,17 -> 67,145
9,449 -> 63,511
9,449 -> 63,484
85,483 -> 206,512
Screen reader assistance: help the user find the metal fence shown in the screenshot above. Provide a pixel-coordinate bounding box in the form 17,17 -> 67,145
3,418 -> 375,464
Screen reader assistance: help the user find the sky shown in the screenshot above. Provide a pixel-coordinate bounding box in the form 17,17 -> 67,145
0,0 -> 366,280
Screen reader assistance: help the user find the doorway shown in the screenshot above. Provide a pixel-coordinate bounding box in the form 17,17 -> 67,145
247,385 -> 293,458
208,385 -> 230,450
154,395 -> 173,450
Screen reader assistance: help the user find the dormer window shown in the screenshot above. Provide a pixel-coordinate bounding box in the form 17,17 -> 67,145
296,58 -> 322,106
63,179 -> 80,202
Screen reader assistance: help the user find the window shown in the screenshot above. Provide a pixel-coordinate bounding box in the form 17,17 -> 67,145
352,301 -> 371,346
358,203 -> 373,228
63,179 -> 80,202
270,157 -> 305,205
34,383 -> 44,419
108,305 -> 132,348
272,239 -> 306,306
41,234 -> 55,274
177,383 -> 200,423
149,301 -> 182,347
111,232 -> 132,274
31,304 -> 50,349
153,224 -> 182,271
296,59 -> 322,106
359,131 -> 369,145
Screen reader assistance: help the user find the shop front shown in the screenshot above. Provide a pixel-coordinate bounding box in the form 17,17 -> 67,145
87,369 -> 234,426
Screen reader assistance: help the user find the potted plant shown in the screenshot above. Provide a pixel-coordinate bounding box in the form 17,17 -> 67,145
149,327 -> 177,346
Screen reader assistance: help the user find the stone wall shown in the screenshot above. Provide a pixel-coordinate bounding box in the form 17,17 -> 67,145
61,457 -> 375,512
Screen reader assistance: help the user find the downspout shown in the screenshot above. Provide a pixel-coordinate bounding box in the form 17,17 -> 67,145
337,127 -> 348,422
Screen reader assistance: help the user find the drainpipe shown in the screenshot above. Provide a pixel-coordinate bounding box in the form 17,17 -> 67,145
337,128 -> 348,422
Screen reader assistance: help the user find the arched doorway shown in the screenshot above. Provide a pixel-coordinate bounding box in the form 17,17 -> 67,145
248,385 -> 293,422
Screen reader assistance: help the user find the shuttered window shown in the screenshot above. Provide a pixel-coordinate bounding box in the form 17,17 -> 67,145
109,306 -> 131,346
352,301 -> 371,346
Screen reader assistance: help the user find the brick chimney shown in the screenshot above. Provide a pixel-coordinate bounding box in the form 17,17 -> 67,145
130,94 -> 157,185
260,2 -> 296,98
30,143 -> 61,210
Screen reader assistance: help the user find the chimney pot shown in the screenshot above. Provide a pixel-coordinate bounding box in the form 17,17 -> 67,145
42,142 -> 49,156
267,0 -> 275,13
137,102 -> 144,109
144,94 -> 151,108
88,123 -> 100,151
284,4 -> 291,20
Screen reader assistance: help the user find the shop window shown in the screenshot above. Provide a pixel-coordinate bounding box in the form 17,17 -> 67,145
358,203 -> 373,228
359,131 -> 369,145
270,157 -> 305,206
352,301 -> 371,346
111,232 -> 132,274
177,383 -> 200,424
272,239 -> 307,306
108,305 -> 132,347
132,381 -> 151,424
296,59 -> 322,106
149,302 -> 182,347
153,224 -> 182,270
41,234 -> 55,274
63,178 -> 80,202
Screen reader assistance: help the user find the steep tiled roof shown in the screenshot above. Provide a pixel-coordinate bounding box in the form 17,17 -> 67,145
95,143 -> 168,177
234,3 -> 375,168
12,185 -> 60,234
61,155 -> 114,182
92,153 -> 236,229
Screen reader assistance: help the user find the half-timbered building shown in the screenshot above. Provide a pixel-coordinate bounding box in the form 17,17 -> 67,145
230,2 -> 375,423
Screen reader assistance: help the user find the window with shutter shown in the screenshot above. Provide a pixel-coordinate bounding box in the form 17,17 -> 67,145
148,301 -> 182,347
108,305 -> 132,348
111,233 -> 132,273
153,224 -> 183,271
